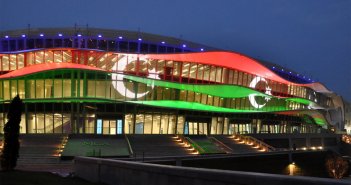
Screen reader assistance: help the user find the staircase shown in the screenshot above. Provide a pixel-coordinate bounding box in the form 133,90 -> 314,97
186,135 -> 226,154
17,134 -> 66,164
127,135 -> 193,158
213,134 -> 275,154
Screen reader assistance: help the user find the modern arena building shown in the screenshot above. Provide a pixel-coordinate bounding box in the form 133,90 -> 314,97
0,27 -> 346,136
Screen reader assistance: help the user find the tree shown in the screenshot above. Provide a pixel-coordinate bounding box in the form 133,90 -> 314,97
325,153 -> 349,179
1,95 -> 23,171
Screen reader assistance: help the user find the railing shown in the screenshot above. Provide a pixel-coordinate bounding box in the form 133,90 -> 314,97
176,135 -> 198,154
125,134 -> 134,157
184,137 -> 206,154
208,137 -> 233,153
233,134 -> 276,152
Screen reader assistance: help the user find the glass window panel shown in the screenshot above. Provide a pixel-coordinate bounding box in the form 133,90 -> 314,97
187,91 -> 195,102
45,113 -> 54,133
26,52 -> 34,66
207,95 -> 213,106
124,114 -> 134,134
63,79 -> 71,97
27,113 -> 36,133
2,55 -> 9,71
125,55 -> 137,73
44,79 -> 53,98
156,60 -> 165,78
213,97 -> 220,107
176,116 -> 184,134
45,50 -> 54,63
36,113 -> 45,133
25,80 -> 35,99
54,114 -> 63,133
237,72 -> 243,86
20,114 -> 26,134
242,73 -> 248,86
160,115 -> 169,134
110,120 -> 116,135
17,54 -> 24,69
96,80 -> 106,98
10,80 -> 17,99
173,61 -> 181,80
197,64 -> 204,82
210,66 -> 216,82
135,114 -> 144,134
179,90 -> 186,101
203,65 -> 211,82
54,79 -> 63,98
181,62 -> 190,80
0,82 -> 2,99
215,67 -> 222,83
87,80 -> 95,97
117,119 -> 123,134
63,50 -> 72,63
152,115 -> 160,134
62,114 -> 70,133
228,70 -> 234,84
103,120 -> 110,135
189,63 -> 197,81
36,80 -> 44,98
168,115 -> 176,134
84,114 -> 95,134
35,51 -> 44,64
9,54 -> 16,70
3,81 -> 10,100
194,93 -> 201,103
54,51 -> 63,63
144,114 -> 152,134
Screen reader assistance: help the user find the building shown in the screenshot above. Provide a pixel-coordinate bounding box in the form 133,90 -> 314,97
0,28 -> 346,135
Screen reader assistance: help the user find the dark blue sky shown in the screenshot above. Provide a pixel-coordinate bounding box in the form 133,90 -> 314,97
1,0 -> 350,101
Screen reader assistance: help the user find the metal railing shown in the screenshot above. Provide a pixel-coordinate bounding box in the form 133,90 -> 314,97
124,134 -> 134,157
184,137 -> 206,154
208,137 -> 233,153
233,134 -> 276,152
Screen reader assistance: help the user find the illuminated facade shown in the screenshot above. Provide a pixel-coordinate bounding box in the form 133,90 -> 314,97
0,28 -> 345,135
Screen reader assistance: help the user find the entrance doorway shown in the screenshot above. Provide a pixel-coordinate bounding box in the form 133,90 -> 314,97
184,122 -> 208,135
96,119 -> 123,135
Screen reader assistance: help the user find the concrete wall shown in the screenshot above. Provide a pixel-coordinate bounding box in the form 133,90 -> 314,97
248,133 -> 341,150
74,156 -> 349,185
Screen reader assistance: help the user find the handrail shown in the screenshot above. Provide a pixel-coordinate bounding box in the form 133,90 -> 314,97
185,137 -> 206,154
208,136 -> 233,153
246,135 -> 276,151
124,134 -> 134,157
233,134 -> 276,152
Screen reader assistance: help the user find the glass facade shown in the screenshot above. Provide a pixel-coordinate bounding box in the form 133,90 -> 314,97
0,33 -> 333,135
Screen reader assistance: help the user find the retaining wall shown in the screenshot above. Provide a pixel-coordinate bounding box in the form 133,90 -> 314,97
74,156 -> 349,185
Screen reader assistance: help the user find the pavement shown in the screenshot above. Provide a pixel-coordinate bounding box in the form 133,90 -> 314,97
16,161 -> 74,177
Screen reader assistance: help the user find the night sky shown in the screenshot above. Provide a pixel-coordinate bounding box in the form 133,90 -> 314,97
1,0 -> 350,101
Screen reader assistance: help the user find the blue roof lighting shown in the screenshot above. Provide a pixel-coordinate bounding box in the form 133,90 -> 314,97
58,33 -> 63,37
39,34 -> 44,37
